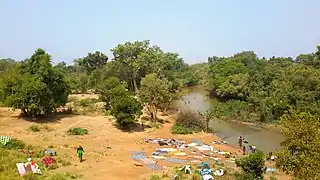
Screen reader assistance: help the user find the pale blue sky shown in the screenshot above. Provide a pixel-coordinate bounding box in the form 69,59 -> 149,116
1,0 -> 319,64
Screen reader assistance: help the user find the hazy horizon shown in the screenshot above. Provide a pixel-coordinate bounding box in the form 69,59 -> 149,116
1,0 -> 319,64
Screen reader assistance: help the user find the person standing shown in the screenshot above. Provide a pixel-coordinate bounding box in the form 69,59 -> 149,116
242,146 -> 246,155
238,136 -> 244,148
77,144 -> 85,162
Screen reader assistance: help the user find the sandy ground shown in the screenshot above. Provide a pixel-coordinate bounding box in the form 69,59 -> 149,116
0,107 -> 290,180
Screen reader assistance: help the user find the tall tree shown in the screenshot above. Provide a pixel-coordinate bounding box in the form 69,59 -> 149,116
276,111 -> 320,180
76,51 -> 108,74
111,40 -> 150,92
0,49 -> 70,117
138,73 -> 172,120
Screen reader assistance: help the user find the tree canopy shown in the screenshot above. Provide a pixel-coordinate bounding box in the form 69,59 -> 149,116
0,49 -> 70,117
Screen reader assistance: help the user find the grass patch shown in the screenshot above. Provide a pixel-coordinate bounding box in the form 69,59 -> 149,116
43,125 -> 54,132
0,138 -> 26,150
48,172 -> 81,180
67,98 -> 105,115
28,124 -> 41,132
171,124 -> 197,134
0,139 -> 80,180
149,174 -> 162,180
28,124 -> 54,132
67,127 -> 89,135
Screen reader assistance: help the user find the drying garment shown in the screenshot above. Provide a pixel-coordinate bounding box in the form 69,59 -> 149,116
16,163 -> 26,176
0,136 -> 11,145
202,174 -> 214,180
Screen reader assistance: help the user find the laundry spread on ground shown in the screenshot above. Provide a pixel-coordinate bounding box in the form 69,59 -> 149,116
0,136 -> 11,146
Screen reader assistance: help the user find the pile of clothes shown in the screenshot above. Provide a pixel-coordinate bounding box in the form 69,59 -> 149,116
144,138 -> 185,147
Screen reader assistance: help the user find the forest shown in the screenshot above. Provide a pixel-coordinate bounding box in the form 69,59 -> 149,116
1,41 -> 320,124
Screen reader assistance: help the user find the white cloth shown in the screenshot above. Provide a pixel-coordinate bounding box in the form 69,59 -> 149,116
16,163 -> 26,176
203,174 -> 214,180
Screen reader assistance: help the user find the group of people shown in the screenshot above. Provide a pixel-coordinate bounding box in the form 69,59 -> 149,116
238,136 -> 256,155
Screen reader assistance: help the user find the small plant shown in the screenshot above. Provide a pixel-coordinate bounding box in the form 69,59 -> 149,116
171,110 -> 206,134
67,127 -> 89,135
149,174 -> 161,180
43,125 -> 54,132
57,157 -> 71,166
28,124 -> 41,132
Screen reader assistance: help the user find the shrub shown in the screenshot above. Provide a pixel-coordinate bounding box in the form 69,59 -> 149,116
67,127 -> 89,135
171,110 -> 205,134
171,124 -> 197,134
175,111 -> 205,130
1,138 -> 26,150
28,124 -> 41,132
149,174 -> 161,180
235,150 -> 265,179
43,125 -> 54,132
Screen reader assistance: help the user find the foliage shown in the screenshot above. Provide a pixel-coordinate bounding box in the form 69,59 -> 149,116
171,124 -> 197,134
138,73 -> 174,120
149,174 -> 161,180
171,111 -> 206,134
67,127 -> 89,135
0,49 -> 70,117
96,77 -> 127,110
211,100 -> 255,121
0,138 -> 26,150
110,94 -> 143,128
28,124 -> 41,132
275,111 -> 320,180
235,150 -> 265,179
75,51 -> 108,74
207,47 -> 320,122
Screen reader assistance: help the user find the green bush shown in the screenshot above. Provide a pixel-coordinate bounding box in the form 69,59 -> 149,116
211,100 -> 253,121
235,150 -> 265,179
67,128 -> 89,135
28,124 -> 41,132
171,110 -> 205,134
0,138 -> 26,150
171,124 -> 197,134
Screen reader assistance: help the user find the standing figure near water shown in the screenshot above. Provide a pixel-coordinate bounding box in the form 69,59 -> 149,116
242,146 -> 246,155
77,144 -> 85,162
238,136 -> 244,148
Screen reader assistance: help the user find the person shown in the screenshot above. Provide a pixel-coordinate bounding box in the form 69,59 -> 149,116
242,146 -> 246,155
238,136 -> 244,148
77,144 -> 85,162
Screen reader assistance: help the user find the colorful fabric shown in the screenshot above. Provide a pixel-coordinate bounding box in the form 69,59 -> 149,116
0,136 -> 11,145
16,163 -> 26,176
77,150 -> 83,158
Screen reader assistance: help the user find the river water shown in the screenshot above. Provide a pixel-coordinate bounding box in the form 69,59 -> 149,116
172,86 -> 285,152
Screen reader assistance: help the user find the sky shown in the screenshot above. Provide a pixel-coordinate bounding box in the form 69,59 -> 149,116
0,0 -> 320,64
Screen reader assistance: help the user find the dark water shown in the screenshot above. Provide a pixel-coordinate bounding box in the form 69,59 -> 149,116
172,86 -> 285,152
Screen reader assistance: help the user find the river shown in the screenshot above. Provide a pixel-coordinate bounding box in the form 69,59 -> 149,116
172,86 -> 285,152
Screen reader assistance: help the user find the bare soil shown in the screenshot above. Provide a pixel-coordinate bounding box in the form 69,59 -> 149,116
0,106 -> 290,180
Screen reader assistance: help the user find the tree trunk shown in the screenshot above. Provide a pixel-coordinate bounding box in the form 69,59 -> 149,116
133,78 -> 138,93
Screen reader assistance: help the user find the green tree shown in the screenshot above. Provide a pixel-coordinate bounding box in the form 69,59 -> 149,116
75,51 -> 108,74
110,93 -> 142,128
138,73 -> 172,120
111,40 -> 150,92
276,111 -> 320,180
96,77 -> 127,110
235,150 -> 265,180
0,49 -> 70,117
